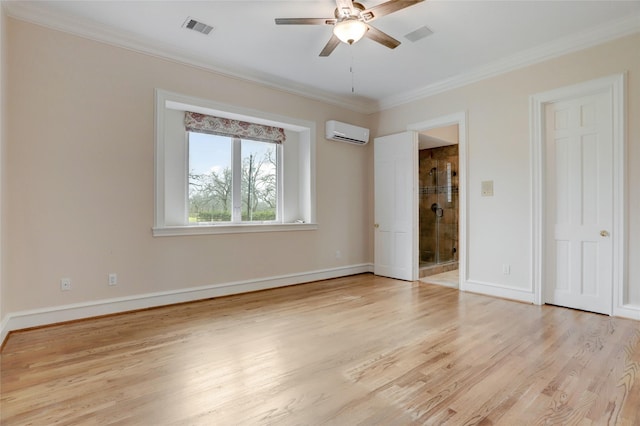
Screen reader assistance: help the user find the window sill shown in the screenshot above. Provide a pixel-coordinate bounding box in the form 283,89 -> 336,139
152,222 -> 318,237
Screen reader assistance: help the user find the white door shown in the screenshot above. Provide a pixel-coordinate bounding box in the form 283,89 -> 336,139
545,91 -> 613,314
374,132 -> 418,281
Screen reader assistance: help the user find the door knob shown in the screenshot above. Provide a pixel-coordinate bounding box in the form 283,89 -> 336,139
374,223 -> 380,228
600,230 -> 610,237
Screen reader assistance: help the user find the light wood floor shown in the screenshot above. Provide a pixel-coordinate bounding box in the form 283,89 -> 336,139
2,274 -> 639,425
420,269 -> 459,288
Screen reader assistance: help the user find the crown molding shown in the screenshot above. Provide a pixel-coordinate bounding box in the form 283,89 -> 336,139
4,2 -> 639,115
376,14 -> 640,111
2,1 -> 376,114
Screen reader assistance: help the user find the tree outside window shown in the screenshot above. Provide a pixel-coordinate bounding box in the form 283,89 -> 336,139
188,133 -> 277,223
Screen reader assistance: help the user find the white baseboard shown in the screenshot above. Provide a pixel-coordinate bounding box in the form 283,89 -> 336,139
614,304 -> 640,320
4,265 -> 633,346
463,280 -> 640,320
462,280 -> 535,304
1,264 -> 371,345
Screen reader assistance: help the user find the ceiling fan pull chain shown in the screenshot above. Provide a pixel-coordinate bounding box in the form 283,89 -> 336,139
351,47 -> 355,94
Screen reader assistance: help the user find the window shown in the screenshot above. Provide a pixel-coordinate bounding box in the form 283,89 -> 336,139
188,134 -> 279,224
188,133 -> 233,223
154,89 -> 316,236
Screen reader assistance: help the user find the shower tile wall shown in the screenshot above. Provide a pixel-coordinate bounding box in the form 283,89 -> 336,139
419,145 -> 459,267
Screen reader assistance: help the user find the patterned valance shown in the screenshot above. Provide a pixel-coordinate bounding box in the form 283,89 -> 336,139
184,111 -> 285,144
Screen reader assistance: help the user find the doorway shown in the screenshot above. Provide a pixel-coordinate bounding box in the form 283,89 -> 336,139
408,112 -> 467,290
418,126 -> 459,280
372,113 -> 467,286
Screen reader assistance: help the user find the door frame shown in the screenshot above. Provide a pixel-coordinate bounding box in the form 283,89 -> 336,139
408,112 -> 468,289
530,74 -> 626,313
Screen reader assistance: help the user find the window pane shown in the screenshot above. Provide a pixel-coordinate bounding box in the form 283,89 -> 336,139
188,132 -> 232,223
241,139 -> 277,222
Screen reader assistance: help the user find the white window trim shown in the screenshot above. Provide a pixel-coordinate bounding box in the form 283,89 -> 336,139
153,222 -> 319,237
154,89 -> 317,236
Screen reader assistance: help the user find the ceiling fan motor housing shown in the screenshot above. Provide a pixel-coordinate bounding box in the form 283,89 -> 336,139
335,1 -> 366,19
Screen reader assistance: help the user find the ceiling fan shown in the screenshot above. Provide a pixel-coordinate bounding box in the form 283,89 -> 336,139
275,0 -> 424,57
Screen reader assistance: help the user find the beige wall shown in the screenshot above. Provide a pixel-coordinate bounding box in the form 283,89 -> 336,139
4,18 -> 372,313
422,124 -> 459,145
373,33 -> 640,305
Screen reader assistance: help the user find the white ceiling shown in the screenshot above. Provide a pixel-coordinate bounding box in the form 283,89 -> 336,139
5,1 -> 640,113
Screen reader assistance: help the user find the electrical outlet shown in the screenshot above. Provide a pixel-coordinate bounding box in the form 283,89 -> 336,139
502,264 -> 511,275
335,250 -> 342,259
60,278 -> 72,291
108,273 -> 118,286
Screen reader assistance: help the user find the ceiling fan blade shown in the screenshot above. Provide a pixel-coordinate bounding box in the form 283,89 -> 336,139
361,0 -> 424,22
275,18 -> 337,25
319,34 -> 341,57
364,25 -> 401,49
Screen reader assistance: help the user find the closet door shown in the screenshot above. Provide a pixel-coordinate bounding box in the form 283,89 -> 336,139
545,91 -> 613,315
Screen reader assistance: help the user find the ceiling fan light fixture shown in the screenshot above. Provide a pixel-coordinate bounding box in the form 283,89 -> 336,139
333,18 -> 367,45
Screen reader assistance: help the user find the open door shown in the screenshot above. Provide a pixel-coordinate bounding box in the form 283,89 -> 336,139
374,132 -> 418,281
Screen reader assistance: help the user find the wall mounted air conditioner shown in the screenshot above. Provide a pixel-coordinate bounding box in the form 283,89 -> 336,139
325,120 -> 370,145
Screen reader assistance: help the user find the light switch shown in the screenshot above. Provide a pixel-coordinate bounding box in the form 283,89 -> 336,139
481,180 -> 494,197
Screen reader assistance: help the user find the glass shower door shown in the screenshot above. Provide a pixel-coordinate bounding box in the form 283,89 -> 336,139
419,157 -> 458,267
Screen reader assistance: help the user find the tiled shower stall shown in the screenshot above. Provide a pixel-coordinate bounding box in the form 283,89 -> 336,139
419,145 -> 459,277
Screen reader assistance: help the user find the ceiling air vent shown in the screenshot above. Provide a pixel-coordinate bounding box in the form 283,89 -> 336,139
404,25 -> 433,43
182,17 -> 214,35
